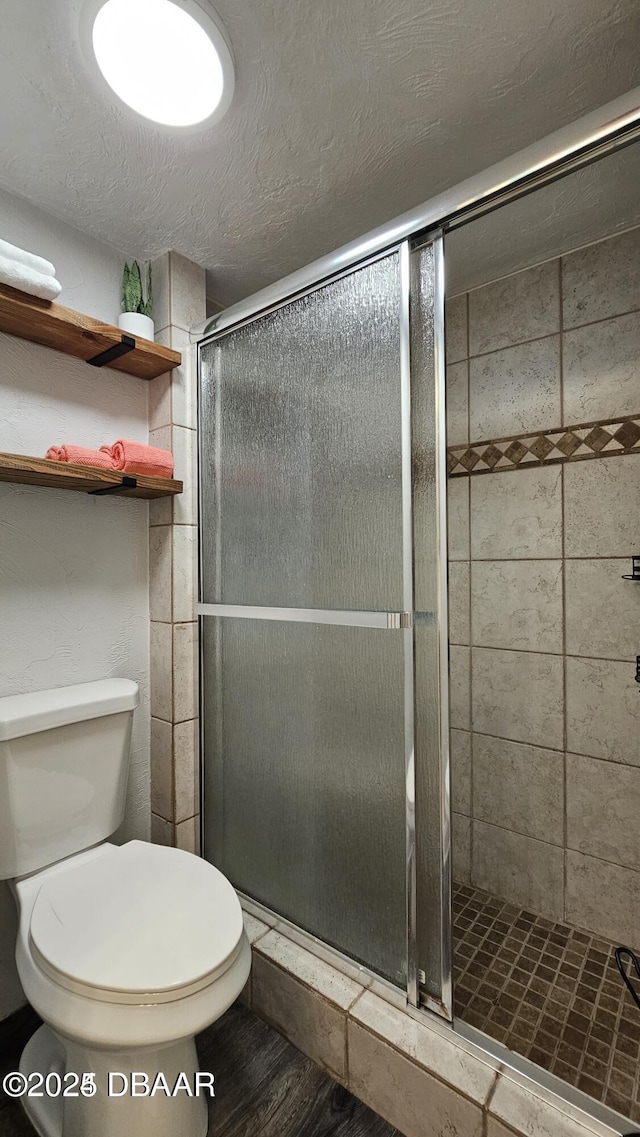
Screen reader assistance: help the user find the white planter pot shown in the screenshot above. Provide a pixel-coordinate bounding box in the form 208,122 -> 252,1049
117,312 -> 155,341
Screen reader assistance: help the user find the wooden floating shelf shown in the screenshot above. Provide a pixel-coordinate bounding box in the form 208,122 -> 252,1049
0,284 -> 181,380
0,452 -> 183,499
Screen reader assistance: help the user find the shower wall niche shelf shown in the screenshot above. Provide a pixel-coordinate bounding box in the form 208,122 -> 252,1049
0,284 -> 181,380
0,452 -> 182,499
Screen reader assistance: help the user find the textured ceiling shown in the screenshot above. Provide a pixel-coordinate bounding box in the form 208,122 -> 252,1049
1,0 -> 640,306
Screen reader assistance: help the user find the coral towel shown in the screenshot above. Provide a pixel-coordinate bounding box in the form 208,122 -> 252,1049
46,445 -> 115,469
100,440 -> 174,478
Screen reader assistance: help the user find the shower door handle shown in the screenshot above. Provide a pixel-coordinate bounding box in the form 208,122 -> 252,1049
197,603 -> 413,629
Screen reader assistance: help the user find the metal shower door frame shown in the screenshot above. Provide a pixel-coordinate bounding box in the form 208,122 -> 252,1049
196,235 -> 452,1017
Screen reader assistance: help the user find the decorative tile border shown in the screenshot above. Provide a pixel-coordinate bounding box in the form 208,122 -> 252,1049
448,415 -> 640,477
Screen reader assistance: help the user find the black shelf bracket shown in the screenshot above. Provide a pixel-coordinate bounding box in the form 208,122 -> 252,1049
87,334 -> 136,368
90,475 -> 138,496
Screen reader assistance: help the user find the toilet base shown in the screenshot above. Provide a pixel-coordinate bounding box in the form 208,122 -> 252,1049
20,1024 -> 209,1137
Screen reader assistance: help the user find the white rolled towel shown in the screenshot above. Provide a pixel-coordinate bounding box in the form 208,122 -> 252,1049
0,254 -> 62,301
0,238 -> 56,278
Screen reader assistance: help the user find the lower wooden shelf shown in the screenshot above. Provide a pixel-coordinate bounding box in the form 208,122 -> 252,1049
0,452 -> 182,499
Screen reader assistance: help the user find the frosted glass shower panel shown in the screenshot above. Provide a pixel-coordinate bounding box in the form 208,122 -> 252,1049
410,239 -> 451,1013
199,254 -> 404,611
202,616 -> 407,984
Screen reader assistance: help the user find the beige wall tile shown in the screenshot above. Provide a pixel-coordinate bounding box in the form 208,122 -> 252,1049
169,251 -> 206,331
149,496 -> 172,526
486,1123 -> 515,1137
452,812 -> 471,883
562,228 -> 640,330
173,621 -> 198,722
172,425 -> 197,525
468,261 -> 559,356
173,718 -> 199,823
256,931 -> 363,1009
470,466 -> 562,559
451,729 -> 471,816
150,620 -> 172,721
567,753 -> 640,870
149,524 -> 172,622
241,896 -> 277,929
566,850 -> 640,944
446,361 -> 469,446
243,912 -> 270,945
252,954 -> 347,1080
150,253 -> 170,333
564,454 -> 640,558
469,336 -> 560,441
473,820 -> 564,921
472,647 -> 563,750
150,716 -> 172,820
448,561 -> 470,645
565,558 -> 640,660
449,646 -> 470,730
172,525 -> 197,624
473,735 -> 564,845
563,310 -> 640,424
350,990 -> 498,1104
175,814 -> 200,854
149,423 -> 172,452
148,369 -> 172,431
150,812 -> 173,847
148,249 -> 204,838
566,656 -> 640,766
445,294 -> 468,364
489,1071 -> 614,1137
471,560 -> 563,653
448,477 -> 470,561
347,1020 -> 484,1137
169,327 -> 197,429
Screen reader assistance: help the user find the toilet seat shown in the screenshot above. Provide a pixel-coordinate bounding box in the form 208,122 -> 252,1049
28,840 -> 244,1005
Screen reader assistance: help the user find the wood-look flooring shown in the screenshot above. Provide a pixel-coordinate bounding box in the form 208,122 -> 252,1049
0,1002 -> 400,1137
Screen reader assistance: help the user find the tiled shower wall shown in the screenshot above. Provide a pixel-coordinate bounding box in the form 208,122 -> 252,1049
446,226 -> 640,947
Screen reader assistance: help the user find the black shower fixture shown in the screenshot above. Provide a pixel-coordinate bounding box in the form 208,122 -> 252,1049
622,555 -> 640,581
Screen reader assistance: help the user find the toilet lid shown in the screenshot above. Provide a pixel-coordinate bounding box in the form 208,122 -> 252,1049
29,841 -> 245,1004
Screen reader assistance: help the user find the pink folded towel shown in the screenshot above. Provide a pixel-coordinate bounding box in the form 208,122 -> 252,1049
100,439 -> 174,479
45,445 -> 115,469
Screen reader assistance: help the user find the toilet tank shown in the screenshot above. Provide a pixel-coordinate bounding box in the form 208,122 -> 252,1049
0,679 -> 139,879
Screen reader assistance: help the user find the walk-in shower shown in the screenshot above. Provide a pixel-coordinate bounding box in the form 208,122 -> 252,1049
197,92 -> 640,1133
445,137 -> 640,1124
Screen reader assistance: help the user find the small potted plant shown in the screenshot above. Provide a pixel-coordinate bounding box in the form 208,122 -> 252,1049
118,261 -> 154,340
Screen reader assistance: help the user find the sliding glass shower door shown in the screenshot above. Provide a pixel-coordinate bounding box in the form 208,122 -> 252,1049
199,240 -> 449,1007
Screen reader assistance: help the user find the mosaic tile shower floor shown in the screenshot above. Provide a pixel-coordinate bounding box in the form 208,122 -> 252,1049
453,882 -> 640,1125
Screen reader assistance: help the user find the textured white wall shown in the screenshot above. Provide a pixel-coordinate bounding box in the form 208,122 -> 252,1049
0,188 -> 150,1019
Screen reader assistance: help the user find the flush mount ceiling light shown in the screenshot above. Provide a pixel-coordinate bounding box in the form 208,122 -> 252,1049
86,0 -> 234,129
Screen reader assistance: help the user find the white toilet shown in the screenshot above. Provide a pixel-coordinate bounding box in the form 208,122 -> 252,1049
0,678 -> 250,1137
